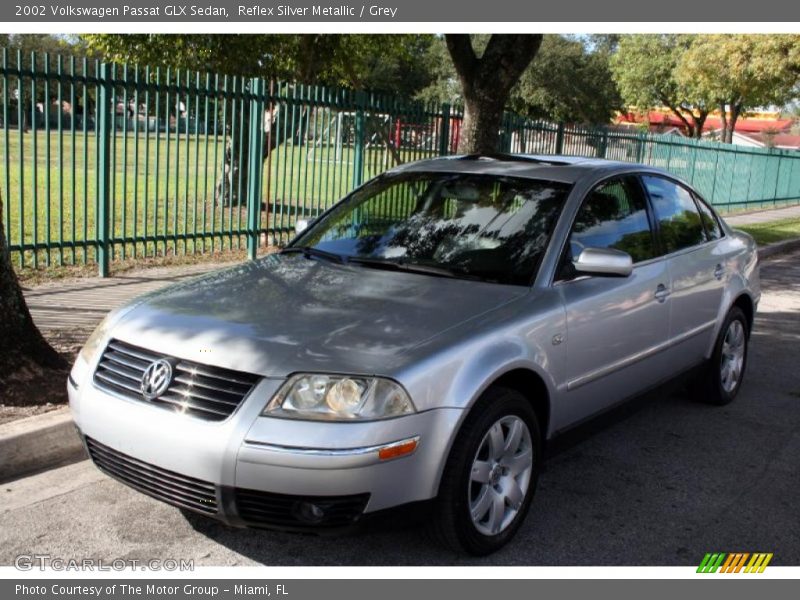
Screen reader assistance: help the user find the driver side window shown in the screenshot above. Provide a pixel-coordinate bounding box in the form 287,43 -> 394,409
559,176 -> 656,280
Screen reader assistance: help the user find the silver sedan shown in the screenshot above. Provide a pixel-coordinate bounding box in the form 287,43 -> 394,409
69,154 -> 759,555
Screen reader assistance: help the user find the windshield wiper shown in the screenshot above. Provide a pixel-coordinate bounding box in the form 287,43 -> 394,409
348,257 -> 482,281
280,246 -> 347,264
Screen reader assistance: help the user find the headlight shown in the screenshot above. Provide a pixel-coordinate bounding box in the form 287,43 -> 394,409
263,374 -> 416,421
78,313 -> 113,364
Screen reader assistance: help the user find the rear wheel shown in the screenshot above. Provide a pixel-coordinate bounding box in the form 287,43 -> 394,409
430,387 -> 541,555
690,306 -> 749,405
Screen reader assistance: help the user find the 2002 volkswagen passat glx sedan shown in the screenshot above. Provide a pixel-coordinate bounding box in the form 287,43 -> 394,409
69,154 -> 759,555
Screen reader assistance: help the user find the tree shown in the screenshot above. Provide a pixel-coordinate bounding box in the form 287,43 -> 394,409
414,36 -> 463,105
445,34 -> 543,153
678,35 -> 800,143
82,34 -> 434,96
611,35 -> 712,138
511,35 -> 621,124
0,196 -> 64,384
417,35 -> 621,125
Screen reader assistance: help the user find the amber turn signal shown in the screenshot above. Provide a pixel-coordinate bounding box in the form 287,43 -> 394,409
377,437 -> 419,461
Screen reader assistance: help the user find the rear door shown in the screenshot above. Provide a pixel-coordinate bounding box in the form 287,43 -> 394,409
640,175 -> 728,371
554,175 -> 671,429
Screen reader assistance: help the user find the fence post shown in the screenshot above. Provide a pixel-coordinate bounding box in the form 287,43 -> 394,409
246,78 -> 266,261
353,91 -> 366,187
598,129 -> 609,158
499,114 -> 512,152
438,103 -> 451,156
636,132 -> 645,163
772,153 -> 783,208
688,139 -> 698,184
555,122 -> 565,155
97,63 -> 112,277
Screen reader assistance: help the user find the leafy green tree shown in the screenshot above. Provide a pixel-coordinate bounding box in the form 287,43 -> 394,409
82,34 -> 433,95
678,34 -> 800,143
511,35 -> 621,124
611,35 -> 712,138
419,35 -> 621,126
414,36 -> 463,105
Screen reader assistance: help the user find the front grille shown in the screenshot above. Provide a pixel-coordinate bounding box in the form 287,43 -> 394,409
93,339 -> 260,422
85,437 -> 218,515
235,488 -> 370,529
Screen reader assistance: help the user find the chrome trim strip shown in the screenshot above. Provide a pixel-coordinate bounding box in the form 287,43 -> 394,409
565,320 -> 716,391
242,435 -> 420,457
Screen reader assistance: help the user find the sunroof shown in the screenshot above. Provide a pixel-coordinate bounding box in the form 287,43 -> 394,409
455,153 -> 573,166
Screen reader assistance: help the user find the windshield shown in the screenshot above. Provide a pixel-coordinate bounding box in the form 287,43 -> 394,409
291,172 -> 571,286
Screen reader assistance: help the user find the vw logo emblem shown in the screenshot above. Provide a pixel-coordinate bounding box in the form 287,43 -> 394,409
140,359 -> 174,401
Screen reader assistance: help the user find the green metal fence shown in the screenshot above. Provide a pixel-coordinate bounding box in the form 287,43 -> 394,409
2,50 -> 800,275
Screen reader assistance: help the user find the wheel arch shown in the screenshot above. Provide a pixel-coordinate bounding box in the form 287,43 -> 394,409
732,292 -> 755,336
431,364 -> 553,498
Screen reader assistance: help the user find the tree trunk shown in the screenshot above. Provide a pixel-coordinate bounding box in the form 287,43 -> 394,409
719,103 -> 729,143
215,106 -> 277,206
691,109 -> 709,139
662,100 -> 695,138
215,102 -> 306,207
0,195 -> 64,383
446,35 -> 543,154
461,95 -> 506,155
725,103 -> 743,144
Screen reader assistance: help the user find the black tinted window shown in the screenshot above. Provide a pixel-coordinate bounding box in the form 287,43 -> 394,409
694,195 -> 723,240
568,176 -> 656,264
642,176 -> 707,253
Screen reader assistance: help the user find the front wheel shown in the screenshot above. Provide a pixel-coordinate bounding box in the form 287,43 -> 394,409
429,387 -> 541,555
691,306 -> 749,405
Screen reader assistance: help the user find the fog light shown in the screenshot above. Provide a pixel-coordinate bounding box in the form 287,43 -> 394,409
293,501 -> 325,524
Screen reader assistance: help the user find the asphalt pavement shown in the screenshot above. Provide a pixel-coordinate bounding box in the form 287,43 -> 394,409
1,250 -> 799,566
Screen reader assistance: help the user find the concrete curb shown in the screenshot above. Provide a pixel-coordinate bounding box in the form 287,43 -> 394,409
0,407 -> 86,483
758,237 -> 800,259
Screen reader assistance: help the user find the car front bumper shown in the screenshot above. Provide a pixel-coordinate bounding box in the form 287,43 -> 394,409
68,362 -> 463,530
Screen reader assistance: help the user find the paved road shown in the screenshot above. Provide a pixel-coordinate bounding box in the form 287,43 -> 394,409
2,252 -> 799,567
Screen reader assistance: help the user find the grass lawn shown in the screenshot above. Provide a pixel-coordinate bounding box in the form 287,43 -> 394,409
737,218 -> 800,246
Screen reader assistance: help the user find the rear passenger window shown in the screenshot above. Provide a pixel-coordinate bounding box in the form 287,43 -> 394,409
568,176 -> 656,264
693,195 -> 723,240
642,176 -> 706,253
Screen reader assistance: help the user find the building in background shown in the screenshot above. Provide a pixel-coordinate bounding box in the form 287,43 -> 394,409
615,108 -> 799,151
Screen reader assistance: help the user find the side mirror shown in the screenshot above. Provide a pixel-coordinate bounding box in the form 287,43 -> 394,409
294,219 -> 310,235
574,247 -> 633,277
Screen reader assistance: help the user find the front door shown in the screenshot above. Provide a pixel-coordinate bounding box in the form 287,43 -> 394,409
554,175 -> 671,431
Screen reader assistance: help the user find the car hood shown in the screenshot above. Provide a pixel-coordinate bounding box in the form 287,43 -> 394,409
111,254 -> 528,377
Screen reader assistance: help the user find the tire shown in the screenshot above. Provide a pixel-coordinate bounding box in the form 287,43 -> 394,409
690,306 -> 749,406
429,386 -> 542,555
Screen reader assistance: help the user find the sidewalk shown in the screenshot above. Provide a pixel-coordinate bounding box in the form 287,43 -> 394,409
724,204 -> 800,227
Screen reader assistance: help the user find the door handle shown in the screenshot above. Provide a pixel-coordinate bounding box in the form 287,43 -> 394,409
654,284 -> 671,303
714,263 -> 725,280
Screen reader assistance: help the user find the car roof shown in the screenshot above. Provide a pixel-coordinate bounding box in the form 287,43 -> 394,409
385,154 -> 666,185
